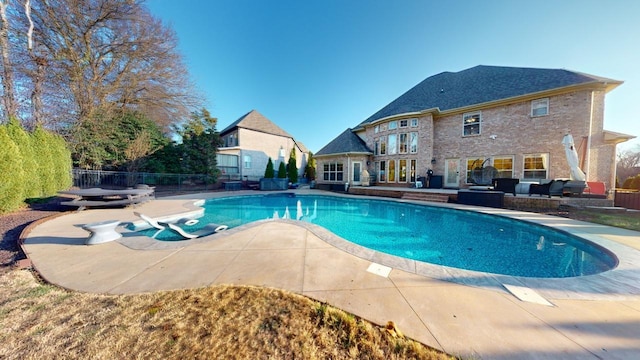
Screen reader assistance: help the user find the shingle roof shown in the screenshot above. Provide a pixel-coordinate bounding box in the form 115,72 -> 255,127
220,109 -> 308,152
357,65 -> 621,127
316,128 -> 372,156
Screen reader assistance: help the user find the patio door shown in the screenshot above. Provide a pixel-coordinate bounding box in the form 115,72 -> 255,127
444,158 -> 460,188
352,161 -> 362,185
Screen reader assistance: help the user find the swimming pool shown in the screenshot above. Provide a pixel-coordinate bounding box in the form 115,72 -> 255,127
138,193 -> 617,278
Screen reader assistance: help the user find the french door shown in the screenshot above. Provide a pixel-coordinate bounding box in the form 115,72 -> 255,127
444,158 -> 460,188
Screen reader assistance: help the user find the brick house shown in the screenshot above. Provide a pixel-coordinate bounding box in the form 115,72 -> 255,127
217,110 -> 308,181
315,65 -> 634,190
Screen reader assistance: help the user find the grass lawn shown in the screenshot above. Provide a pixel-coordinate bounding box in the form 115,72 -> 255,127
563,208 -> 640,232
0,269 -> 454,359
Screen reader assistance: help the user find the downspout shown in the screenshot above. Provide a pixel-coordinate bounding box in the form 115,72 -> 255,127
346,154 -> 351,188
585,91 -> 595,181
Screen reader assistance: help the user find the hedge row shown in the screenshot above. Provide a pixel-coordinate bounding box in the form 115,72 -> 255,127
0,119 -> 72,214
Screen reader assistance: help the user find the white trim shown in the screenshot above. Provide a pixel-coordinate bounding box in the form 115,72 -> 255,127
531,98 -> 549,117
462,111 -> 482,137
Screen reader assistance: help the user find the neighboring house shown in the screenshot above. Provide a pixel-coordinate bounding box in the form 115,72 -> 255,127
315,65 -> 635,190
217,110 -> 308,181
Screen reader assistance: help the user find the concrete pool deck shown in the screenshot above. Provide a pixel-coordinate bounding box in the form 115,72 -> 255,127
21,190 -> 640,359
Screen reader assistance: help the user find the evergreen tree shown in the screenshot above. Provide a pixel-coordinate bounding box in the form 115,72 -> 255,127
277,161 -> 287,178
32,126 -> 57,196
0,126 -> 25,213
264,158 -> 275,178
287,147 -> 298,183
49,132 -> 73,191
6,118 -> 40,198
305,151 -> 316,180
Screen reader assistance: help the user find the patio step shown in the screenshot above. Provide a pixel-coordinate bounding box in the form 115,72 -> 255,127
401,192 -> 449,203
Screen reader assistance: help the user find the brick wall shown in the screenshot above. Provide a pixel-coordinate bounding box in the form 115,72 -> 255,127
352,89 -> 615,189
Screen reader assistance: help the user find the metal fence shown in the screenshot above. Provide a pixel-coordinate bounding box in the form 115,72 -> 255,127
71,169 -> 219,193
71,169 -> 266,193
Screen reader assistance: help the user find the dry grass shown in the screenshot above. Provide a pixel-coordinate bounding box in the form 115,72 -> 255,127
0,269 -> 454,360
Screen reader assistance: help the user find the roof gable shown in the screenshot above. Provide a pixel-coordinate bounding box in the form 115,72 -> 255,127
358,65 -> 621,127
220,109 -> 293,138
316,128 -> 372,156
220,109 -> 308,152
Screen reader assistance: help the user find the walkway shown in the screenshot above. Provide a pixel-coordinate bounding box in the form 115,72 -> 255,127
21,190 -> 640,359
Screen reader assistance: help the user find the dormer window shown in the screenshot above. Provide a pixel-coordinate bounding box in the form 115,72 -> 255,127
531,98 -> 549,117
463,112 -> 481,136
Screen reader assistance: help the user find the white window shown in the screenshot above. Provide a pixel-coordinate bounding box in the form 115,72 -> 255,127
399,159 -> 407,182
374,139 -> 379,155
225,133 -> 237,147
531,98 -> 549,117
463,111 -> 481,136
388,121 -> 397,130
380,137 -> 386,155
410,159 -> 417,182
399,119 -> 408,128
217,154 -> 239,174
243,155 -> 252,169
410,118 -> 418,127
523,154 -> 549,179
388,160 -> 396,182
399,133 -> 408,153
492,156 -> 514,178
409,132 -> 418,153
388,134 -> 397,155
374,125 -> 379,133
379,161 -> 386,182
323,162 -> 344,181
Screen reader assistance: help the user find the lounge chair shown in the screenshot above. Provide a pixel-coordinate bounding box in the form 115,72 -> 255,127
158,222 -> 228,239
134,212 -> 165,230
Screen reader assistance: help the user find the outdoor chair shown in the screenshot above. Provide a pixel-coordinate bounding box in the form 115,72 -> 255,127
563,181 -> 586,196
158,222 -> 228,239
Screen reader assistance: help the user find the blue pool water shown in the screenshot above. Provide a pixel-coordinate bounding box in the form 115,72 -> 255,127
138,193 -> 617,278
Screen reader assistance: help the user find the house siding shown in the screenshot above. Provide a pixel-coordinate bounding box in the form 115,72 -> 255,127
219,128 -> 307,180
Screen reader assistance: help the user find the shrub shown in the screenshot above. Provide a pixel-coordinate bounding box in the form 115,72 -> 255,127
6,118 -> 40,198
277,161 -> 287,179
287,147 -> 298,183
0,126 -> 26,213
49,132 -> 73,191
264,158 -> 275,178
31,126 -> 57,196
305,151 -> 316,180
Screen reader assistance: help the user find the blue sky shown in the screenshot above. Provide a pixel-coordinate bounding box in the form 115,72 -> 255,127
147,0 -> 639,153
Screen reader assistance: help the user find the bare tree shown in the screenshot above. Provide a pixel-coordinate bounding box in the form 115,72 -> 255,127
0,0 -> 18,121
617,146 -> 640,184
24,0 -> 200,129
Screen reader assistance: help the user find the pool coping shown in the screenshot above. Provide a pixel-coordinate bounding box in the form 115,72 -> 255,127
117,190 -> 640,301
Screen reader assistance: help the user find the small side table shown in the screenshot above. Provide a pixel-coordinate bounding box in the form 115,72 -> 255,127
83,220 -> 122,245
